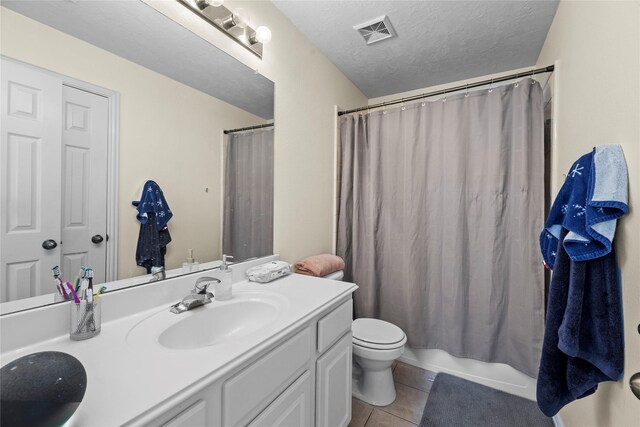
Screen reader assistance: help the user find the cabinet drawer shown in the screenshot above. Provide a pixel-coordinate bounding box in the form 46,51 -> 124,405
317,299 -> 352,353
223,327 -> 312,427
248,371 -> 313,427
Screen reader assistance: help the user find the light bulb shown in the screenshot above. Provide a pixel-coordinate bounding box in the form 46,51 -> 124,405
233,8 -> 250,29
254,26 -> 272,44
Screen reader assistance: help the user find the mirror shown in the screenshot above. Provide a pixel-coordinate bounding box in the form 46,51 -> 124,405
0,0 -> 275,314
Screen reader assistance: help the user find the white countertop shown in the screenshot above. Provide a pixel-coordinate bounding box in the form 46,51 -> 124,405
1,274 -> 357,426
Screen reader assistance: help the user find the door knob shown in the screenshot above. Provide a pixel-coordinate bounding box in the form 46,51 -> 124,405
631,372 -> 640,400
91,235 -> 104,244
42,239 -> 57,250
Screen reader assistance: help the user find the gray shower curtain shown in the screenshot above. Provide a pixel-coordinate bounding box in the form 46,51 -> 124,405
223,128 -> 274,262
337,81 -> 545,377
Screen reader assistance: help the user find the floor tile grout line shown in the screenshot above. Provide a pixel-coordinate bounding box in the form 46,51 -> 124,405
362,407 -> 374,427
392,379 -> 432,395
377,407 -> 421,426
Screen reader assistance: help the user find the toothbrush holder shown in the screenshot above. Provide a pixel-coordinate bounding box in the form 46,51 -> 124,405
69,300 -> 101,341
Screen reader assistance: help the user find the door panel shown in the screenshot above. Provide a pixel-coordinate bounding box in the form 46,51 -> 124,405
1,58 -> 62,302
61,85 -> 108,284
316,333 -> 352,427
5,260 -> 39,301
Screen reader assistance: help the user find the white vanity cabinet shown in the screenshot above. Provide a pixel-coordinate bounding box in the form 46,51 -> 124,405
147,297 -> 354,427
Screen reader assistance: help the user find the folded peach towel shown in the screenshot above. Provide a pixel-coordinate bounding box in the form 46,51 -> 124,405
294,254 -> 345,277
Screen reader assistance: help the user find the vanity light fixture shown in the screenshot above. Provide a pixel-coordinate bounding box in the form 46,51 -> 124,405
251,26 -> 272,45
178,0 -> 270,58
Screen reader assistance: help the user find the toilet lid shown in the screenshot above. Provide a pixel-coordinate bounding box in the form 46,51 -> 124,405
352,318 -> 405,346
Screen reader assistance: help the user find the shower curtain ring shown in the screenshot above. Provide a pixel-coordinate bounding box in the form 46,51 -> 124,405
441,89 -> 447,102
489,78 -> 494,93
421,93 -> 427,106
531,68 -> 536,83
465,84 -> 469,97
401,98 -> 406,110
382,101 -> 387,114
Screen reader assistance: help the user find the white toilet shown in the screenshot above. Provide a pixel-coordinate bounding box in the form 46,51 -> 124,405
323,270 -> 407,406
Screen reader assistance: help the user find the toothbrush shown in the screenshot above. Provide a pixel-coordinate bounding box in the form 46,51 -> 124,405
51,266 -> 68,298
77,267 -> 89,296
94,286 -> 107,302
85,268 -> 94,304
74,267 -> 85,293
66,282 -> 81,304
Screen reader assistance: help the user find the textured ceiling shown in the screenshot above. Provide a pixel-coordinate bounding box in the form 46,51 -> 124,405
273,0 -> 559,98
2,0 -> 274,119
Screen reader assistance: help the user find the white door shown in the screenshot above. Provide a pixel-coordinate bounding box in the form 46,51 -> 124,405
0,58 -> 110,302
61,85 -> 108,284
0,58 -> 63,302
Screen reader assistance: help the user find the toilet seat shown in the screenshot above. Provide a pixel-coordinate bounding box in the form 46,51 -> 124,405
352,318 -> 406,350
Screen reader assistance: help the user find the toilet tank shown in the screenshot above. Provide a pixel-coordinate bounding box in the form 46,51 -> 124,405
323,270 -> 344,281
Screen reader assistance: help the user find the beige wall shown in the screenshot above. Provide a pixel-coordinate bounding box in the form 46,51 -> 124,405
537,1 -> 640,426
0,7 -> 265,279
144,1 -> 368,265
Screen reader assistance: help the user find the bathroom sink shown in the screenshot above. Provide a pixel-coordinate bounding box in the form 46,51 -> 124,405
126,292 -> 287,350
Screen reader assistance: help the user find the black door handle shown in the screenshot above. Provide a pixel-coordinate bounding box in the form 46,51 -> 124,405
42,239 -> 57,250
91,235 -> 104,244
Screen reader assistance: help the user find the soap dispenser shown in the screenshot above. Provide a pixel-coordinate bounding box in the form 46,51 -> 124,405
182,249 -> 200,273
215,254 -> 234,301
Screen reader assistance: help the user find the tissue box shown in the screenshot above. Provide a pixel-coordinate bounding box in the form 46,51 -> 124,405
246,261 -> 291,283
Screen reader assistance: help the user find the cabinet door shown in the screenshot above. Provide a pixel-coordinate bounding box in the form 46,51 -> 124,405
316,333 -> 352,427
248,371 -> 313,427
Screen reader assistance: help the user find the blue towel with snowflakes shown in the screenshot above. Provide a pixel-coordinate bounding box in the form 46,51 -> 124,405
540,145 -> 628,269
132,180 -> 173,231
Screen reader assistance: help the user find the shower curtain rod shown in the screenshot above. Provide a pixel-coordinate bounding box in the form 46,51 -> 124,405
224,123 -> 274,134
337,65 -> 555,116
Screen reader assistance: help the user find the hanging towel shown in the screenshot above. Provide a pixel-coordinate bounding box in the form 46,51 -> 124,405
135,212 -> 172,274
133,181 -> 173,273
132,180 -> 173,231
540,145 -> 628,268
536,228 -> 624,417
294,254 -> 345,277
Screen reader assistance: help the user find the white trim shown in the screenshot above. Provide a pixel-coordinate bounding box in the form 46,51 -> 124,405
0,54 -> 120,282
553,414 -> 565,427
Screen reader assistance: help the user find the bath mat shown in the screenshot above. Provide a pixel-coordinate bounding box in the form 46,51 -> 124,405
419,373 -> 554,427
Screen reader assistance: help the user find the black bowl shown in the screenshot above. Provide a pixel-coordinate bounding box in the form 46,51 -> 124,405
1,351 -> 87,427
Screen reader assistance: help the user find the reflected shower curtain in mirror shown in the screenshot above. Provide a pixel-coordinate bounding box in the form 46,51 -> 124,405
337,81 -> 545,377
223,128 -> 274,261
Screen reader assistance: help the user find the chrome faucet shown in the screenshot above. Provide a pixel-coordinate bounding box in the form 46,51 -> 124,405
170,276 -> 220,314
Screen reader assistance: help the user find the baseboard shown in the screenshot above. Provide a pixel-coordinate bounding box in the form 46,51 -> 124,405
553,414 -> 565,427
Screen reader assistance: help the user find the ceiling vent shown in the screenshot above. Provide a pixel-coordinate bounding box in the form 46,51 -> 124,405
354,15 -> 396,45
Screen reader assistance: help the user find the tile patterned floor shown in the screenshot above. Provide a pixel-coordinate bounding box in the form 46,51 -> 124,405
348,361 -> 438,427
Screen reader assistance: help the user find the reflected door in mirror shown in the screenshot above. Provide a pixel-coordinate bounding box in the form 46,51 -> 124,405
0,59 -> 109,302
